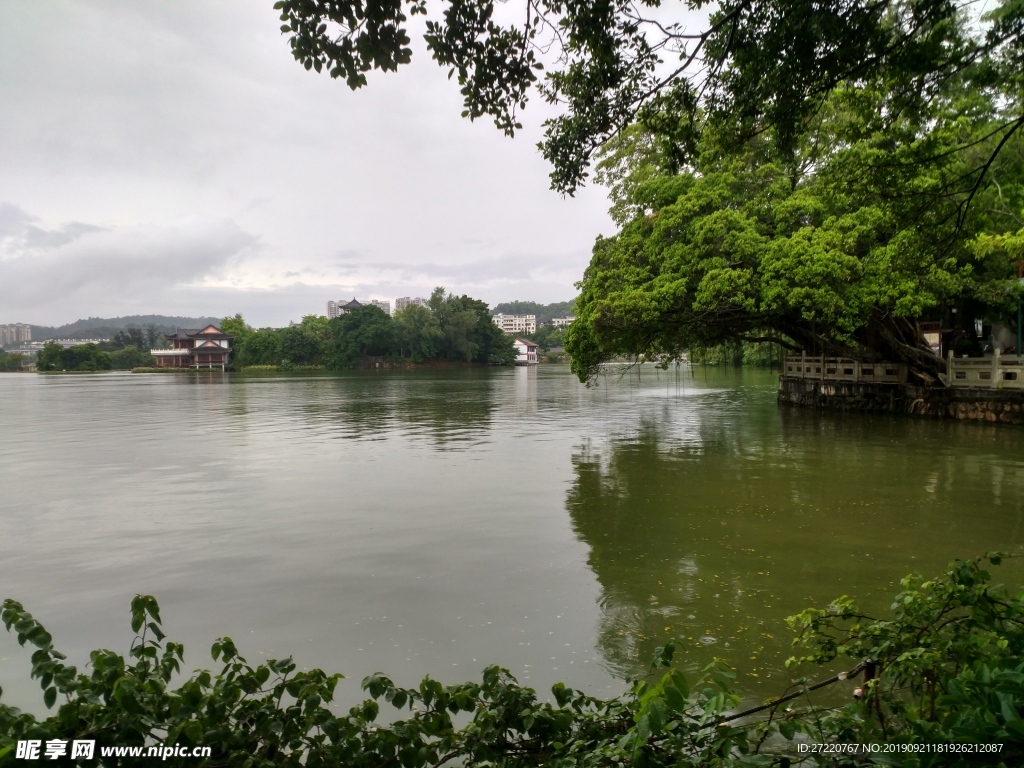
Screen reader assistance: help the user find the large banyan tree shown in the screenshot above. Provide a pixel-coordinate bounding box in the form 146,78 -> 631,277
275,0 -> 1024,381
564,100 -> 1024,382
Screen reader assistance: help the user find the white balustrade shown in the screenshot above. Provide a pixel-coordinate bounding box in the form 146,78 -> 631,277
947,349 -> 1024,390
782,353 -> 907,384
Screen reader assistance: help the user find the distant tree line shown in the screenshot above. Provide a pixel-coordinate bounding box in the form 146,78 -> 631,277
0,352 -> 27,371
35,342 -> 153,372
491,300 -> 575,324
688,341 -> 785,368
105,326 -> 164,351
223,288 -> 516,369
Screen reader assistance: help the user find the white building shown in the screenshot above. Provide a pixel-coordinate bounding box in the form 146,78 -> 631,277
327,300 -> 339,318
550,316 -> 576,328
512,337 -> 539,365
492,313 -> 536,335
370,299 -> 391,315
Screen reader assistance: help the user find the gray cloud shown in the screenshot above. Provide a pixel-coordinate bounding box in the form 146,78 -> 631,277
0,203 -> 259,322
0,1 -> 613,326
0,201 -> 583,324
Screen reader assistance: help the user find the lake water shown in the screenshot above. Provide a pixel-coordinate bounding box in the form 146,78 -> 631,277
2,366 -> 1023,713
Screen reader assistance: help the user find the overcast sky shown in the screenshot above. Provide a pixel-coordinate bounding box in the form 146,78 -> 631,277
0,1 -> 618,327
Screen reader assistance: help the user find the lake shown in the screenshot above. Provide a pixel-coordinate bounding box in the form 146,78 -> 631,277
2,366 -> 1023,712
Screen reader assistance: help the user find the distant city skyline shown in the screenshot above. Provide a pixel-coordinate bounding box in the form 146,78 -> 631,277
0,323 -> 31,346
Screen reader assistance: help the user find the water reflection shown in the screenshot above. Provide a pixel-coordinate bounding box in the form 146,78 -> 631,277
566,401 -> 1024,689
234,372 -> 497,449
512,366 -> 539,415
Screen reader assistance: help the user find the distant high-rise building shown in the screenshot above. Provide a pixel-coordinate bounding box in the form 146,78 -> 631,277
370,299 -> 391,315
395,297 -> 427,312
0,323 -> 31,347
327,300 -> 339,319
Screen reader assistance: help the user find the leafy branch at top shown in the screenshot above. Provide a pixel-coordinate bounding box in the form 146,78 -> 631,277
273,0 -> 1024,194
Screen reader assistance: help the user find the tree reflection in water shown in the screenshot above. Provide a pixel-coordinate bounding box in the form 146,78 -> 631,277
565,409 -> 1024,694
240,370 -> 499,450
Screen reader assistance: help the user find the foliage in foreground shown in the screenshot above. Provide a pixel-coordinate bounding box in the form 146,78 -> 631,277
2,556 -> 1023,767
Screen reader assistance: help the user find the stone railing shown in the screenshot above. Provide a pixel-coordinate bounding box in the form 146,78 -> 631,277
782,353 -> 907,384
947,350 -> 1024,390
150,348 -> 190,355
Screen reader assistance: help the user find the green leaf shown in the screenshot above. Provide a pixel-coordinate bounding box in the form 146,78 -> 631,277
185,720 -> 203,743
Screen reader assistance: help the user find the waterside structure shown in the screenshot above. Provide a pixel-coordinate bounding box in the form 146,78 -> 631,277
512,337 -> 540,365
778,351 -> 1024,424
151,325 -> 234,370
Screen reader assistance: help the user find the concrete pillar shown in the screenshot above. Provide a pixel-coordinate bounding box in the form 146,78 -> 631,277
993,348 -> 1001,389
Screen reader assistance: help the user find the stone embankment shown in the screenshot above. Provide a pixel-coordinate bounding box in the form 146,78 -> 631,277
778,352 -> 1024,424
777,377 -> 1024,425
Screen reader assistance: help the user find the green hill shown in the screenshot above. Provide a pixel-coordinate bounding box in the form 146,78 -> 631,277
31,315 -> 221,341
491,301 -> 576,323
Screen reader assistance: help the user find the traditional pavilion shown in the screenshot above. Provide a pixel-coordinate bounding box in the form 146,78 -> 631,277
151,325 -> 235,370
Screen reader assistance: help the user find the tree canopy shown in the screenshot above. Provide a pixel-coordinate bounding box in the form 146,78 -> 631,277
35,342 -> 116,373
565,81 -> 1024,380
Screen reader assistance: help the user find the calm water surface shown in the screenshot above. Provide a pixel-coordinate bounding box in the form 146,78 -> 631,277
2,366 -> 1023,711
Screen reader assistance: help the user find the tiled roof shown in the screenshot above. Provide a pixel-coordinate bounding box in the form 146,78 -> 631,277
164,326 -> 234,341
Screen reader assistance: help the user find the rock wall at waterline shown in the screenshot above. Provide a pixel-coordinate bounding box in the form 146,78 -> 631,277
777,376 -> 1024,425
